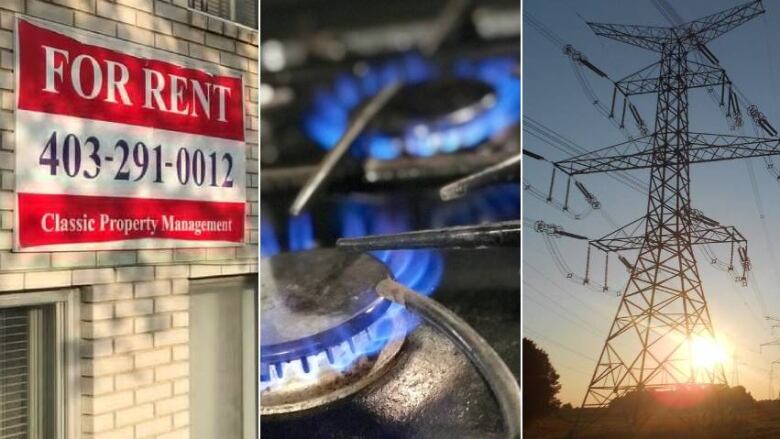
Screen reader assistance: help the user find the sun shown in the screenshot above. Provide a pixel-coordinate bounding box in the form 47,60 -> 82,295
690,336 -> 728,371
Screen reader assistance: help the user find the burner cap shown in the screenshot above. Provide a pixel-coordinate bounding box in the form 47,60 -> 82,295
261,249 -> 406,416
261,249 -> 391,364
371,78 -> 496,135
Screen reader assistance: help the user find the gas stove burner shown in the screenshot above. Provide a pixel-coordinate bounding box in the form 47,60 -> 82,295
302,54 -> 519,160
370,79 -> 497,136
261,249 -> 406,415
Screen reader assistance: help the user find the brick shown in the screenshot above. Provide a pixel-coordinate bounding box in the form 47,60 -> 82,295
81,338 -> 113,358
171,312 -> 188,327
53,0 -> 95,13
155,265 -> 189,279
135,280 -> 171,297
52,251 -> 96,268
83,283 -> 133,302
0,13 -> 14,30
115,298 -> 154,317
222,22 -> 238,39
155,362 -> 188,381
0,273 -> 23,291
116,0 -> 153,12
114,368 -> 154,391
136,11 -> 172,34
116,266 -> 154,282
0,150 -> 10,171
155,296 -> 188,313
0,210 -> 12,230
205,33 -> 234,51
83,355 -> 133,376
155,395 -> 188,415
135,415 -> 171,437
187,42 -> 220,63
135,382 -> 171,403
171,279 -> 188,295
173,248 -> 205,262
117,23 -> 154,46
0,252 -> 50,270
0,50 -> 10,69
1,91 -> 12,110
74,11 -> 116,36
153,328 -> 188,347
206,247 -> 236,261
206,17 -> 222,34
1,131 -> 14,151
84,426 -> 133,438
97,250 -> 137,267
115,403 -> 153,427
173,410 -> 189,427
0,31 -> 11,50
171,345 -> 188,361
134,347 -> 170,368
173,378 -> 188,395
237,41 -> 257,60
155,34 -> 187,54
28,0 -> 74,25
81,376 -> 114,395
81,318 -> 134,339
97,0 -> 136,24
172,22 -> 204,43
114,333 -> 153,353
83,390 -> 134,414
73,268 -> 115,285
137,249 -> 172,264
0,229 -> 9,249
134,314 -> 171,333
154,1 -> 188,23
238,27 -> 256,44
189,9 -> 206,29
25,271 -> 71,289
82,302 -> 114,321
82,412 -> 114,433
158,428 -> 189,439
190,264 -> 221,278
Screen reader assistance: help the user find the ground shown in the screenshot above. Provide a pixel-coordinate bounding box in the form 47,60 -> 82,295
525,400 -> 780,439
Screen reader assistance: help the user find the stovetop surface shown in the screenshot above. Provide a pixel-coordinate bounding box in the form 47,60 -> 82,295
260,248 -> 519,438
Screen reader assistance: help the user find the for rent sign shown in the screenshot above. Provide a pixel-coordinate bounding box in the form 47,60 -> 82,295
14,17 -> 246,251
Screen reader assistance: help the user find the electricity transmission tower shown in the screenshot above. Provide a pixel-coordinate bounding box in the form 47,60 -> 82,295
552,0 -> 780,407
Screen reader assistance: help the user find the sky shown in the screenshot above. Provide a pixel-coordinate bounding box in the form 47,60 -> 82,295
523,0 -> 780,405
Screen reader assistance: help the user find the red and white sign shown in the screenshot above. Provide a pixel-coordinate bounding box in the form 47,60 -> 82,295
14,17 -> 246,251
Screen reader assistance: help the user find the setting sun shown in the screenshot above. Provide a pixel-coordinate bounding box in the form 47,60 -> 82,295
691,337 -> 728,371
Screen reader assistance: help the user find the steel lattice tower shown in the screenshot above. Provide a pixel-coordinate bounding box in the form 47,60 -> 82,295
552,0 -> 780,407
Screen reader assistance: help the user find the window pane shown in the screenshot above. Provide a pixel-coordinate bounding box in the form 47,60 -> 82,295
0,308 -> 29,439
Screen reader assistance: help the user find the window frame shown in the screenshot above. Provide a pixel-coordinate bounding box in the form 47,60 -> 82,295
0,289 -> 80,439
186,0 -> 259,31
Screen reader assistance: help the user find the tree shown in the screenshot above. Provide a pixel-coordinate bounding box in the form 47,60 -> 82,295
523,338 -> 561,423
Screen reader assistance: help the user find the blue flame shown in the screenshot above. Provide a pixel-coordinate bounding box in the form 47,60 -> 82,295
260,185 -> 519,386
302,53 -> 519,160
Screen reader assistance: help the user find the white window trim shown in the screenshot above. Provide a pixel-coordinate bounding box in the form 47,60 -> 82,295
0,290 -> 80,439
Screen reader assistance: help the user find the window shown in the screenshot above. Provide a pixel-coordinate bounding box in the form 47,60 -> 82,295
0,291 -> 79,439
188,0 -> 258,29
190,275 -> 257,439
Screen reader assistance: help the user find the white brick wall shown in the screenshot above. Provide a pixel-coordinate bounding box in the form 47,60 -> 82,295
0,1 -> 258,438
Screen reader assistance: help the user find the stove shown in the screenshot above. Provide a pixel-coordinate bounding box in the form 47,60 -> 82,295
259,0 -> 520,437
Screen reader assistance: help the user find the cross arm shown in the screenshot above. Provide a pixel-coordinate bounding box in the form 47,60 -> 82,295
590,212 -> 747,253
586,22 -> 671,52
616,61 -> 727,96
555,133 -> 780,176
678,0 -> 764,46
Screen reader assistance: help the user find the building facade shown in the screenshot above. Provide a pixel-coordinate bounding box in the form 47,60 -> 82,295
0,0 -> 258,438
